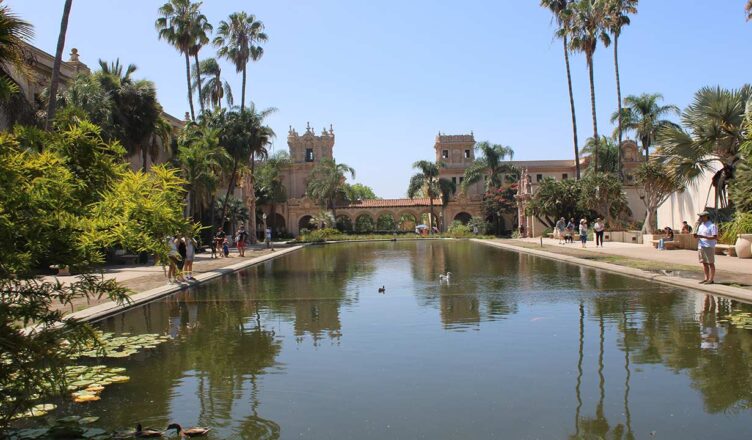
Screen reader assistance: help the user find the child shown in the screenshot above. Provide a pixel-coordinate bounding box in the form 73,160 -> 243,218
222,238 -> 230,257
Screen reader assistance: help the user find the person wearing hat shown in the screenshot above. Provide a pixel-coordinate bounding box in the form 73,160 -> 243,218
694,211 -> 718,284
593,217 -> 605,247
579,218 -> 589,248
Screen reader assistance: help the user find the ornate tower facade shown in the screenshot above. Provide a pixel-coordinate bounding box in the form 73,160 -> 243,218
285,122 -> 335,198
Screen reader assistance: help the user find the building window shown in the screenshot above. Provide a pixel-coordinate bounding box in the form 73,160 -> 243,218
305,148 -> 314,162
442,150 -> 449,159
464,149 -> 471,159
536,174 -> 543,182
459,177 -> 464,184
451,177 -> 457,185
626,174 -> 634,182
562,173 -> 568,180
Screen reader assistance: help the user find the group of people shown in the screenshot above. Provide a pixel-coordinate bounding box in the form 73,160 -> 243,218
657,220 -> 695,250
554,217 -> 606,248
210,226 -> 249,258
166,233 -> 197,284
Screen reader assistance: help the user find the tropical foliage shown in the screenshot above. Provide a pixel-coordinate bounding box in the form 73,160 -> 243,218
633,161 -> 682,234
582,135 -> 619,174
611,92 -> 679,160
462,141 -> 515,192
306,158 -> 356,218
193,57 -> 233,111
256,150 -> 291,234
0,1 -> 32,105
407,160 -> 450,234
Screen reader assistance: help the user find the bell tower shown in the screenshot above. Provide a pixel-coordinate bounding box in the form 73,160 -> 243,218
434,132 -> 476,166
287,122 -> 335,164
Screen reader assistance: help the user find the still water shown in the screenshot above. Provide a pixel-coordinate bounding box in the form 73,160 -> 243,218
60,241 -> 752,438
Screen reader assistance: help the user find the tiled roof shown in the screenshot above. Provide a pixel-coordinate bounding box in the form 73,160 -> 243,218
338,198 -> 441,208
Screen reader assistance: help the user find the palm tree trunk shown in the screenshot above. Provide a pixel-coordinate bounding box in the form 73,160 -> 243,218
219,159 -> 238,230
563,36 -> 581,180
194,53 -> 205,114
45,0 -> 73,130
241,65 -> 247,112
614,34 -> 624,179
587,55 -> 599,173
248,158 -> 258,244
141,147 -> 148,172
642,135 -> 650,161
185,52 -> 195,122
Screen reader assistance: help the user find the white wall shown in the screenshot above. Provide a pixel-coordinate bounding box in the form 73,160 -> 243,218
657,163 -> 718,231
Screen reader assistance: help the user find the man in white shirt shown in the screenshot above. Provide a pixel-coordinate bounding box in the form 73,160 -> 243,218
694,211 -> 718,284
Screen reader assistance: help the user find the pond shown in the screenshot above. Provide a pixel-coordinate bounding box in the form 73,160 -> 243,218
38,241 -> 752,438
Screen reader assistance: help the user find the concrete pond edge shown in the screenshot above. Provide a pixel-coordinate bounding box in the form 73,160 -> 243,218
471,239 -> 752,303
57,245 -> 306,325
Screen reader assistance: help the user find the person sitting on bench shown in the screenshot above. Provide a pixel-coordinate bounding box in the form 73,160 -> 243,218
658,226 -> 674,250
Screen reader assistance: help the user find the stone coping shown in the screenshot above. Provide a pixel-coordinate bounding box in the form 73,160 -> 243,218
472,239 -> 752,303
26,245 -> 305,332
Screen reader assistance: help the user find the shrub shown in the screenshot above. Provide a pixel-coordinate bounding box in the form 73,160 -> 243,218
721,212 -> 752,244
299,228 -> 343,242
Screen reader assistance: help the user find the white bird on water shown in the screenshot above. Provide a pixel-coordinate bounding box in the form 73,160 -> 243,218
439,272 -> 452,282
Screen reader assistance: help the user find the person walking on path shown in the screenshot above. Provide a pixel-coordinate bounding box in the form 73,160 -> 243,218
236,226 -> 248,257
555,217 -> 566,244
183,234 -> 197,280
694,211 -> 718,284
214,228 -> 227,259
593,218 -> 605,247
579,219 -> 588,248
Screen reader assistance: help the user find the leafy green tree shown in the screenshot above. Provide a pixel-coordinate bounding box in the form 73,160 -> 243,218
213,11 -> 267,112
193,57 -> 233,111
256,151 -> 291,235
345,183 -> 378,200
634,161 -> 682,234
482,184 -> 518,235
541,0 -> 581,179
656,85 -> 751,209
611,92 -> 679,160
582,135 -> 619,174
569,0 -> 611,173
44,0 -> 72,129
462,141 -> 515,192
214,195 -> 249,237
156,0 -> 210,121
355,214 -> 375,233
376,214 -> 396,231
526,177 -> 587,228
578,171 -> 629,224
306,158 -> 356,219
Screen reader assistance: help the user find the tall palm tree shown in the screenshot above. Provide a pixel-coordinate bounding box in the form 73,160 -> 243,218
305,158 -> 356,220
582,135 -> 619,174
604,0 -> 638,176
213,12 -> 267,112
407,160 -> 443,234
746,1 -> 752,21
656,85 -> 751,210
569,0 -> 611,173
188,12 -> 212,114
177,124 -> 228,218
45,0 -> 72,130
462,141 -> 515,192
193,58 -> 233,110
156,0 -> 209,121
0,2 -> 33,100
541,0 -> 581,179
610,93 -> 679,160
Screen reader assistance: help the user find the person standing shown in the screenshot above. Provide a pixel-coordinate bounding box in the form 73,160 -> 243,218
579,219 -> 588,248
214,228 -> 226,259
593,218 -> 605,247
694,211 -> 718,284
555,217 -> 566,244
236,226 -> 248,257
183,234 -> 197,280
565,218 -> 575,244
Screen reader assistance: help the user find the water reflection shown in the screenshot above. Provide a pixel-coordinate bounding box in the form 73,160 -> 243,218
50,241 -> 752,439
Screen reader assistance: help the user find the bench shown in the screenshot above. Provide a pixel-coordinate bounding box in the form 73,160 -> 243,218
115,254 -> 139,265
651,240 -> 679,250
715,244 -> 737,257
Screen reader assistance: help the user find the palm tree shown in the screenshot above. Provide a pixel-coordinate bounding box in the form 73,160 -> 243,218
656,85 -> 751,210
0,2 -> 33,100
215,195 -> 249,238
193,58 -> 233,110
257,150 -> 291,235
604,0 -> 638,176
177,124 -> 229,218
569,0 -> 611,173
438,177 -> 456,232
305,158 -> 356,220
582,135 -> 619,174
541,0 -> 581,179
462,141 -> 515,192
213,12 -> 268,112
746,1 -> 752,21
156,0 -> 209,121
45,0 -> 72,130
188,12 -> 212,114
610,93 -> 679,160
407,160 -> 443,234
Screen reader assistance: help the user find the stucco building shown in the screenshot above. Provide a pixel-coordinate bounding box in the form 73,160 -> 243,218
263,125 -> 648,237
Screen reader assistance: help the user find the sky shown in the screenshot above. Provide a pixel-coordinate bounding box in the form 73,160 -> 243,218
11,1 -> 752,198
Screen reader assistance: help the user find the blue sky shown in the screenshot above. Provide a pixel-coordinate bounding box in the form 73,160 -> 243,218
12,1 -> 752,198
